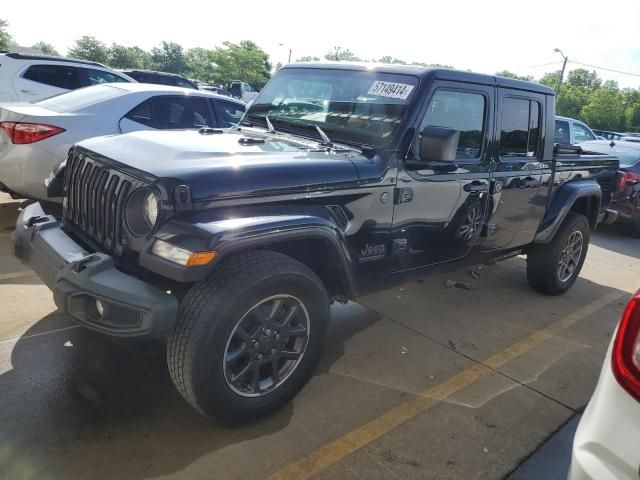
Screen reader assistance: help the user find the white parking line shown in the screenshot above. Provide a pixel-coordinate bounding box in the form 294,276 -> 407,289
0,325 -> 80,345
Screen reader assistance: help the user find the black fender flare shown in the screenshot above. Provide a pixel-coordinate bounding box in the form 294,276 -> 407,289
534,180 -> 601,244
139,211 -> 357,297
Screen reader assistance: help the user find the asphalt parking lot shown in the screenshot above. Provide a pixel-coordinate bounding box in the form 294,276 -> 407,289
0,192 -> 638,480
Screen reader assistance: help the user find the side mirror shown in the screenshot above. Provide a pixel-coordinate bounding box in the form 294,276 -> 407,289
419,126 -> 460,162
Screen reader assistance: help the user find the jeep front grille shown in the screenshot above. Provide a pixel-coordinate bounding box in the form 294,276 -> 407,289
63,151 -> 143,255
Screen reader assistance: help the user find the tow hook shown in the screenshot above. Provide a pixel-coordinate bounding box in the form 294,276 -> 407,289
26,215 -> 48,227
71,255 -> 99,273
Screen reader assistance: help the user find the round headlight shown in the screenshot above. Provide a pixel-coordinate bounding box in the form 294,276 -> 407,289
143,191 -> 159,227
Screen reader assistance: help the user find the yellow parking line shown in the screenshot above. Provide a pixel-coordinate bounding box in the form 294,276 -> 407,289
266,290 -> 624,480
0,271 -> 36,281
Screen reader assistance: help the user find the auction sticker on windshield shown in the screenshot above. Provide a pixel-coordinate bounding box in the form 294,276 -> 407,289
368,81 -> 414,100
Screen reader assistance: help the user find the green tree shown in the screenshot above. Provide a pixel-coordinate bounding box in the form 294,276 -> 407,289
109,44 -> 150,69
495,70 -> 533,81
185,47 -> 216,81
32,41 -> 59,56
566,69 -> 601,89
0,19 -> 11,51
324,47 -> 360,62
151,41 -> 186,73
68,36 -> 109,63
581,87 -> 625,130
556,84 -> 591,118
296,56 -> 320,62
209,41 -> 272,88
539,70 -> 562,89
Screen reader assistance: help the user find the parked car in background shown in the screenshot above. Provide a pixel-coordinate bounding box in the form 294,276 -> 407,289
227,80 -> 259,102
620,136 -> 640,143
580,140 -> 640,236
0,83 -> 246,200
555,116 -> 597,144
199,85 -> 233,97
592,129 -> 625,141
570,290 -> 640,480
120,70 -> 199,90
0,52 -> 134,102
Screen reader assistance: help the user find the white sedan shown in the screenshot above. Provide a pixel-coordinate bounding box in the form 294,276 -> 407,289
570,290 -> 640,480
0,83 -> 246,200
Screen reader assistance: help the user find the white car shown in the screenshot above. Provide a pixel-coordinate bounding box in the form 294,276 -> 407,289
0,52 -> 135,102
0,83 -> 246,200
555,116 -> 597,145
570,290 -> 640,480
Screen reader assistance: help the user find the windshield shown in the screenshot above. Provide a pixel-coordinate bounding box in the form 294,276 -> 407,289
581,142 -> 640,167
36,84 -> 126,113
246,68 -> 419,147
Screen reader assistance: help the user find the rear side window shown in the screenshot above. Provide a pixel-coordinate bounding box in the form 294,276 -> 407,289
573,123 -> 595,142
555,120 -> 570,144
125,101 -> 153,127
213,100 -> 246,128
418,90 -> 486,160
81,68 -> 129,86
37,84 -> 125,112
500,98 -> 541,157
126,96 -> 213,129
23,64 -> 81,90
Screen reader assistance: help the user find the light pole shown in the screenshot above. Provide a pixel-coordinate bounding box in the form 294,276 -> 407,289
278,43 -> 292,64
553,48 -> 568,95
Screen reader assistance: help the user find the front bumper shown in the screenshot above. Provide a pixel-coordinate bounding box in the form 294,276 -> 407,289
12,202 -> 178,337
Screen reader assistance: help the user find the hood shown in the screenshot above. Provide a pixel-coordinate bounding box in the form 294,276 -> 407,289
77,129 -> 364,200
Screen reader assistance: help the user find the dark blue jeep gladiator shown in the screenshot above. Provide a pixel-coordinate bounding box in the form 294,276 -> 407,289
13,63 -> 620,423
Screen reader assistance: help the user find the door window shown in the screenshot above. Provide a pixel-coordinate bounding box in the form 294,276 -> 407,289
500,98 -> 541,157
573,123 -> 595,142
125,96 -> 212,129
213,101 -> 246,127
417,90 -> 486,160
555,120 -> 570,144
81,68 -> 130,86
23,64 -> 81,90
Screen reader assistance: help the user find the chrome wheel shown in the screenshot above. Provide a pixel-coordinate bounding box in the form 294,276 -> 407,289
557,230 -> 584,282
456,203 -> 483,241
223,295 -> 310,397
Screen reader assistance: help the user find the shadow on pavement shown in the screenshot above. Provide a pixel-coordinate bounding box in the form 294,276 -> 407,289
592,224 -> 640,259
0,304 -> 380,480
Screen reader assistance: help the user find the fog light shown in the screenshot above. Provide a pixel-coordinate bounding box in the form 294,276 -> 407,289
96,299 -> 105,317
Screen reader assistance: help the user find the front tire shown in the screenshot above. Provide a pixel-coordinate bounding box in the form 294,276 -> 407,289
167,250 -> 329,424
527,212 -> 590,295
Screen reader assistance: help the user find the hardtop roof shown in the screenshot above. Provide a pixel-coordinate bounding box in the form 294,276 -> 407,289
284,62 -> 555,95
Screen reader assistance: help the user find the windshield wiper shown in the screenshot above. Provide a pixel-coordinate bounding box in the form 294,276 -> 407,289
265,115 -> 276,134
315,125 -> 333,149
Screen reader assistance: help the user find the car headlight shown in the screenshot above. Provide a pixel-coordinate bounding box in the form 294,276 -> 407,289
144,191 -> 159,228
126,188 -> 160,236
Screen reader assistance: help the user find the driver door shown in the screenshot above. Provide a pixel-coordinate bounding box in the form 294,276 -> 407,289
391,82 -> 494,272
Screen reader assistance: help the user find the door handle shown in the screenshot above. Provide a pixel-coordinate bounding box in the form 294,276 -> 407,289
20,89 -> 35,94
463,181 -> 489,193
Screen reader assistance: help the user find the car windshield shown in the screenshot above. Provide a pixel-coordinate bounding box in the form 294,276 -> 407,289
36,84 -> 126,112
245,68 -> 419,147
581,142 -> 640,167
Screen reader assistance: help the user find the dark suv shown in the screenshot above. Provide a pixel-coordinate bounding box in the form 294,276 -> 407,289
14,63 -> 620,423
120,69 -> 199,90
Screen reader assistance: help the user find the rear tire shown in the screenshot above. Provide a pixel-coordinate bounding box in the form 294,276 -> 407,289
167,250 -> 329,424
527,212 -> 590,295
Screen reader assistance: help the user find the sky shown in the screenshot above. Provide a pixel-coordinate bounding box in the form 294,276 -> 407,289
5,0 -> 640,88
